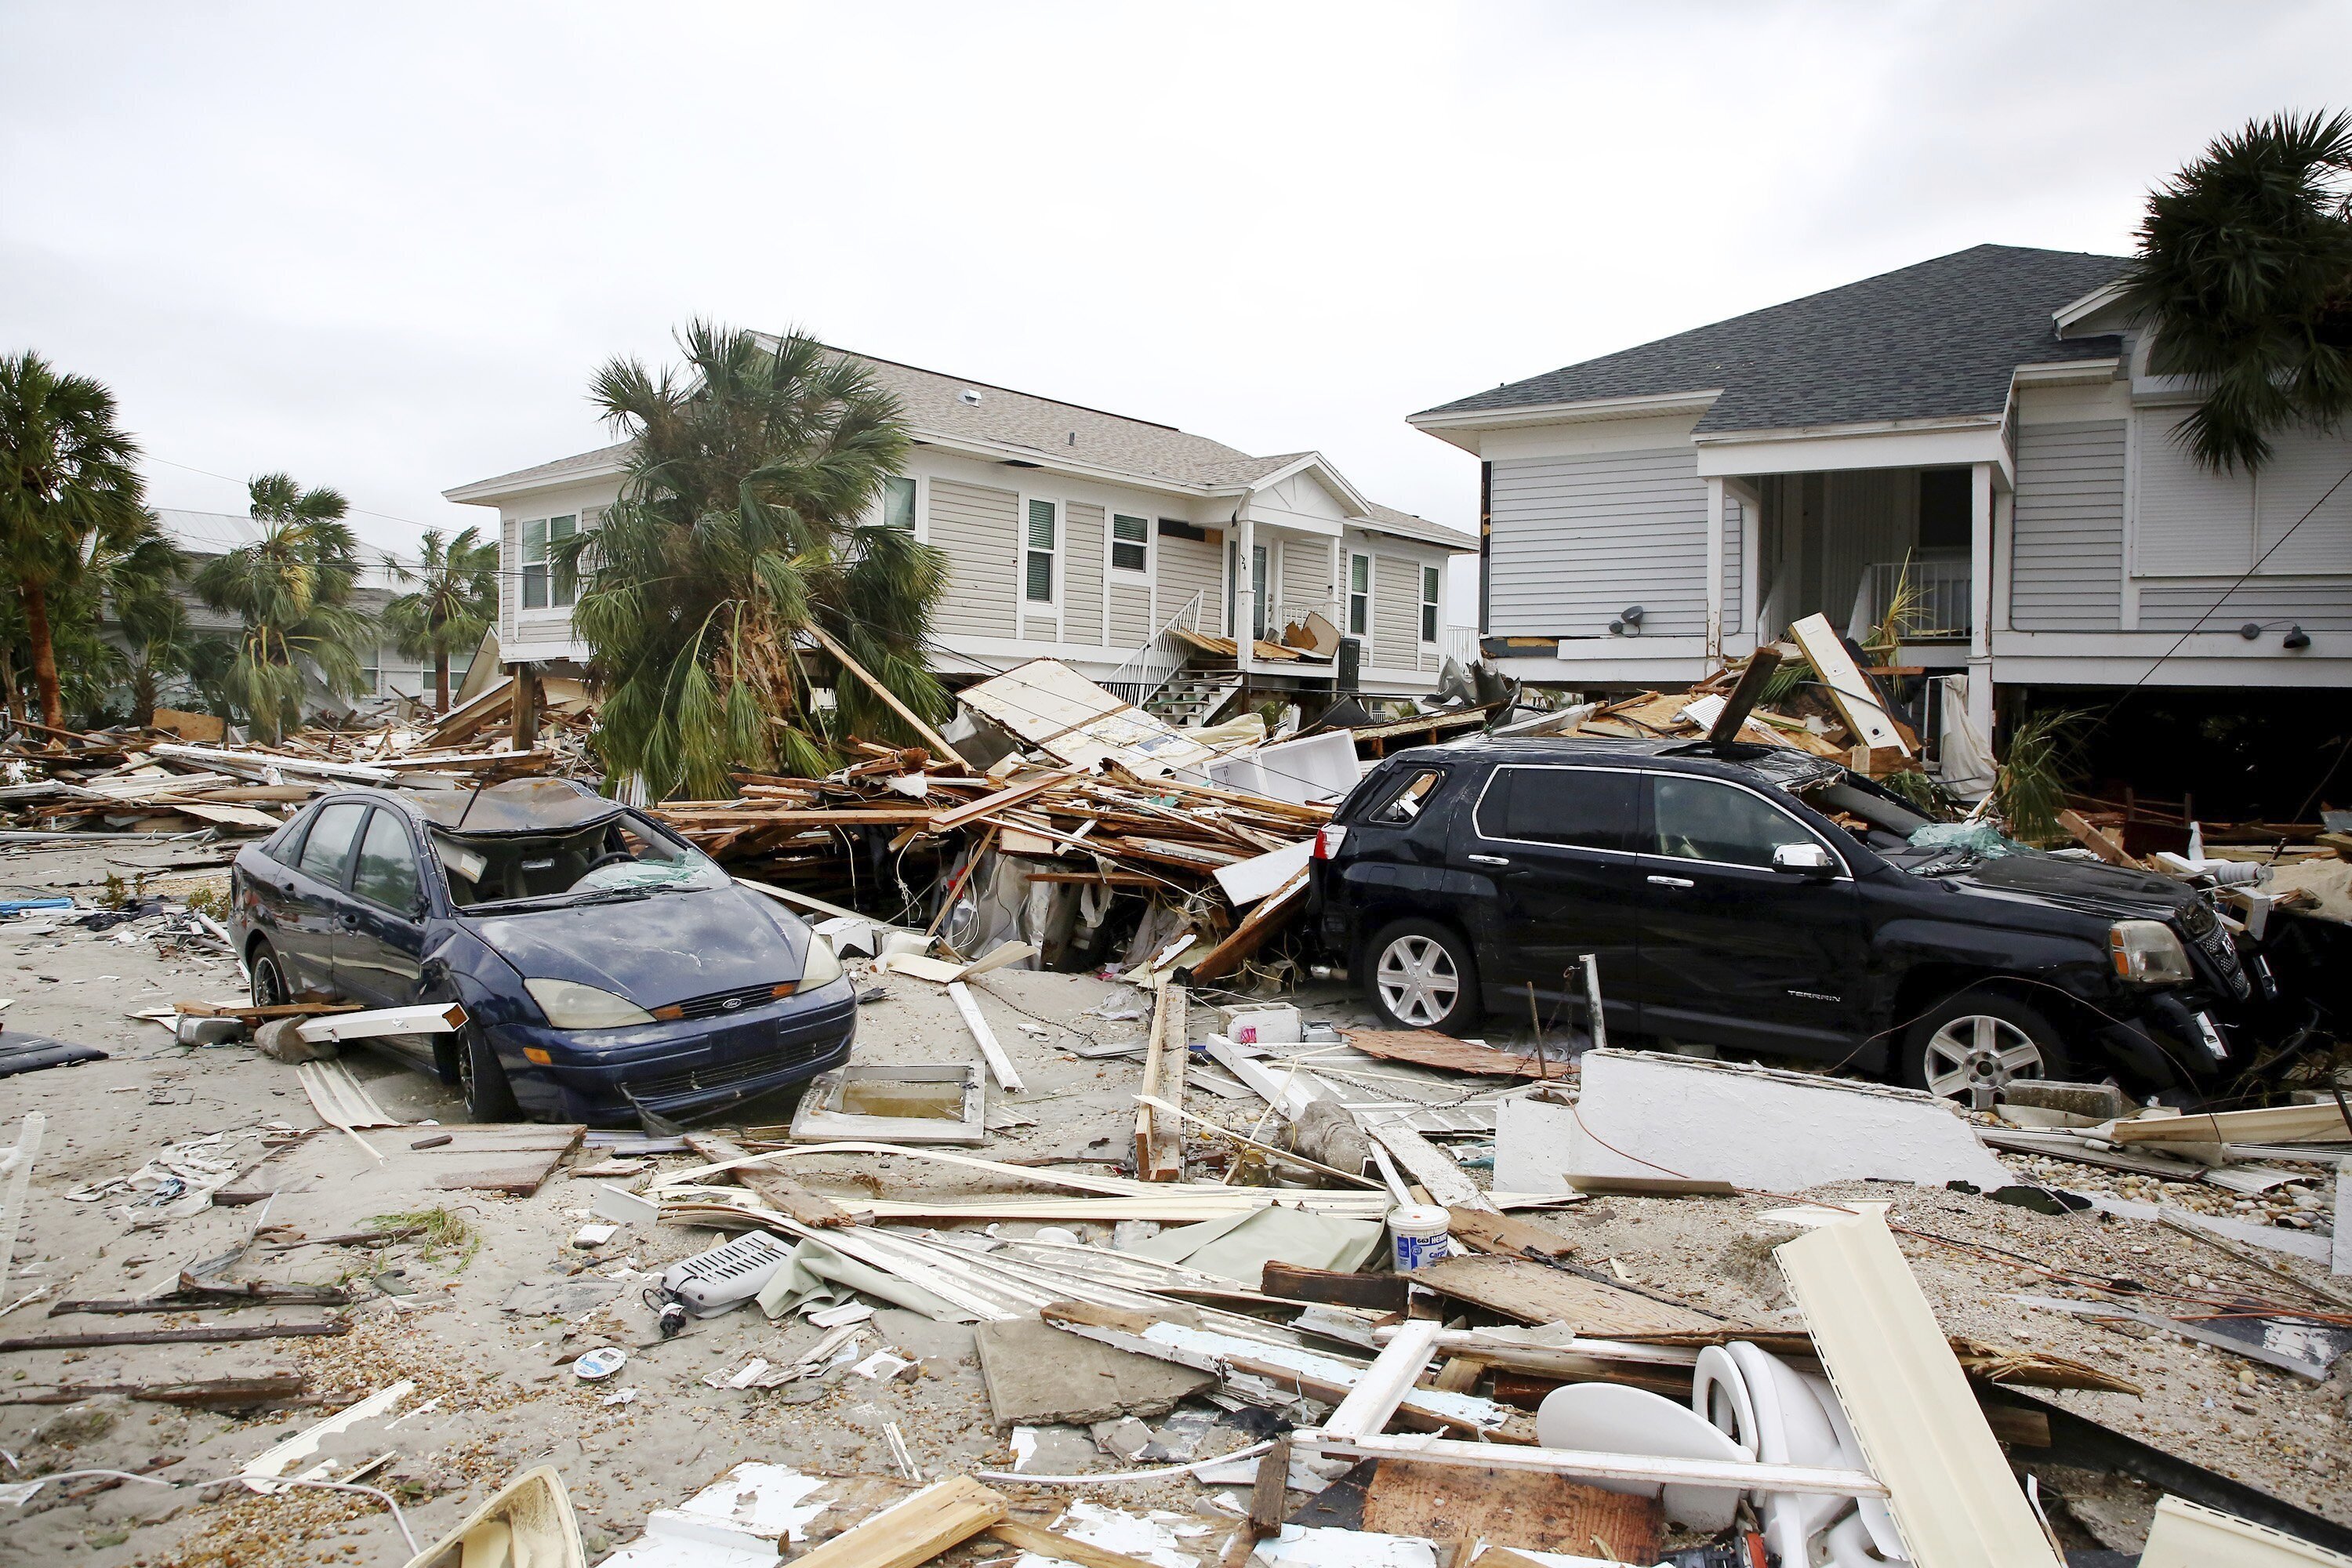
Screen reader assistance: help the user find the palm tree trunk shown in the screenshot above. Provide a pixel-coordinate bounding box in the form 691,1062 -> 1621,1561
20,580 -> 64,731
434,645 -> 450,713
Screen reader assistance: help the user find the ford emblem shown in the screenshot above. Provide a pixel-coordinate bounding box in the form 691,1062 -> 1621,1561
721,997 -> 743,1011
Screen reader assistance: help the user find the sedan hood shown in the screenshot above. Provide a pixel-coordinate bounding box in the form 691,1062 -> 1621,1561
1940,854 -> 2194,923
466,885 -> 806,1009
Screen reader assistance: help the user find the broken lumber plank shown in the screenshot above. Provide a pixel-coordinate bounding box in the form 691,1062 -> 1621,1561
294,1000 -> 466,1044
1413,1256 -> 1719,1336
989,1519 -> 1166,1568
2104,1102 -> 2352,1146
1788,613 -> 1908,756
927,768 -> 1081,833
1361,1116 -> 1498,1214
1261,1262 -> 1411,1313
1295,1428 -> 1886,1499
1181,867 -> 1309,982
681,1133 -> 852,1228
1134,980 -> 1185,1183
2057,809 -> 2138,868
788,1474 -> 1005,1568
1325,1318 -> 1443,1438
947,981 -> 1026,1094
1706,648 -> 1782,745
50,1284 -> 354,1315
0,1374 -> 309,1409
0,1321 -> 351,1352
1446,1207 -> 1579,1261
804,623 -> 970,769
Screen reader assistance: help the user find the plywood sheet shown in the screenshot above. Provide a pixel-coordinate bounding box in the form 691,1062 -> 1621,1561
1412,1255 -> 1719,1336
1363,1459 -> 1661,1561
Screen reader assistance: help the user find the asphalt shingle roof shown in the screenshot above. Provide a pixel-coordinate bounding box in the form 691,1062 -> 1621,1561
451,347 -> 1467,546
1418,245 -> 2129,434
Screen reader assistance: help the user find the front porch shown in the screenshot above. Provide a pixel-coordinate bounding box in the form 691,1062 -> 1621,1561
1746,466 -> 1979,666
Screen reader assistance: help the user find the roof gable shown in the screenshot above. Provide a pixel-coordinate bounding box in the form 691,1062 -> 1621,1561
1416,245 -> 2129,435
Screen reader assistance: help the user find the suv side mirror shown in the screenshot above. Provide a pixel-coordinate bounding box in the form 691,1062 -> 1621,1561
1772,841 -> 1835,877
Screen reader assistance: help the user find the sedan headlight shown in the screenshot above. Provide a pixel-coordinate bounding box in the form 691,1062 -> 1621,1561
799,935 -> 843,989
524,978 -> 655,1029
2111,920 -> 2194,986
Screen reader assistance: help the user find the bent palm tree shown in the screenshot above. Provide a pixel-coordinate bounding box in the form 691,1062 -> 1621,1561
565,323 -> 950,798
193,473 -> 376,739
383,526 -> 497,712
0,351 -> 158,730
2119,109 -> 2352,473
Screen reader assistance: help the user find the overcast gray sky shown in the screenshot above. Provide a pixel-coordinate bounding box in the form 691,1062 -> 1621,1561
6,2 -> 2348,617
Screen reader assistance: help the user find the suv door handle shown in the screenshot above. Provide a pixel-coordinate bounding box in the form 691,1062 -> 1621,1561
1467,853 -> 1511,866
1646,874 -> 1695,888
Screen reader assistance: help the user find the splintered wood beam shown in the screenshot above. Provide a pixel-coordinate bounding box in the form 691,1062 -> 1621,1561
681,1132 -> 852,1228
1134,980 -> 1186,1182
804,623 -> 969,769
786,1475 -> 1006,1568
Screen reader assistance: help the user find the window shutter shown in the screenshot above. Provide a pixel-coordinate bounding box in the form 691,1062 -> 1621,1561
2136,414 -> 2253,575
2255,429 -> 2352,574
499,517 -> 520,642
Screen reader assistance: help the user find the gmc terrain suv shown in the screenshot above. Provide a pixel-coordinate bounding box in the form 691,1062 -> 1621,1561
1309,737 -> 2291,1098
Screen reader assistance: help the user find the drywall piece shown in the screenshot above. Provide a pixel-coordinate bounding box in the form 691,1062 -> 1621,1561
1256,1526 -> 1436,1568
1211,840 -> 1314,906
241,1381 -> 413,1492
0,1112 -> 44,1296
1788,613 -> 1908,755
1775,1210 -> 2061,1568
788,1063 -> 987,1145
974,1316 -> 1216,1428
1000,1502 -> 1207,1568
604,1462 -> 838,1567
1510,1048 -> 2013,1195
946,982 -> 1025,1094
295,1000 -> 466,1044
2140,1495 -> 2352,1568
403,1463 -> 587,1568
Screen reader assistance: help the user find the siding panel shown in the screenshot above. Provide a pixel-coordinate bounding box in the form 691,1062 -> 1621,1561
1279,536 -> 1333,619
929,479 -> 1018,638
2013,420 -> 2124,631
1064,502 -> 1104,646
1487,448 -> 1708,638
1373,555 -> 1417,670
1160,534 -> 1222,638
1109,583 -> 1151,648
2137,580 -> 2352,633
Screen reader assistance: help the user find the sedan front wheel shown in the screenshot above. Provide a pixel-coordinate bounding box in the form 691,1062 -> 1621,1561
1367,918 -> 1479,1033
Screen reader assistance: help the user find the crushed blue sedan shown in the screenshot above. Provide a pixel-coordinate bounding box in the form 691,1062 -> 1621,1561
227,778 -> 854,1126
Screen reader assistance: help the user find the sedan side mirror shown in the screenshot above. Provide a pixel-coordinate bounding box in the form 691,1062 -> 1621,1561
1772,841 -> 1835,877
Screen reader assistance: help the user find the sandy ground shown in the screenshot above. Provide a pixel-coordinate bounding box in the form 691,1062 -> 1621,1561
0,837 -> 2347,1565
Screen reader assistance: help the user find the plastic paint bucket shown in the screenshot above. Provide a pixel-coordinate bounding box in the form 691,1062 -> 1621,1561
1388,1204 -> 1452,1272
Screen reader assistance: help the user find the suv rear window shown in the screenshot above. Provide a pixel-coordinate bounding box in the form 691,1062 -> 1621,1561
1477,766 -> 1639,852
1362,767 -> 1446,825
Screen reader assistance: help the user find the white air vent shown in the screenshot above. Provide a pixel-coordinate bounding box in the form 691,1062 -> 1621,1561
958,389 -> 983,406
659,1229 -> 792,1316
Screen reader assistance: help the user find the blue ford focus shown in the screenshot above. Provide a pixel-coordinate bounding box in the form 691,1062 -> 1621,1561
228,778 -> 855,1126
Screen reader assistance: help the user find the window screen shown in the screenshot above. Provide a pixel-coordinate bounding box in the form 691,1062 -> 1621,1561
296,801 -> 368,885
350,808 -> 423,913
1025,499 -> 1057,602
880,475 -> 916,532
1478,767 -> 1638,851
1111,514 -> 1149,572
1650,775 -> 1823,869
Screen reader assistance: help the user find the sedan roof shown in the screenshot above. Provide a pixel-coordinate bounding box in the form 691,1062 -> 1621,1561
402,779 -> 628,838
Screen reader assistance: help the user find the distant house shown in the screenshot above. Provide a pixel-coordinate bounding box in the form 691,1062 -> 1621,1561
130,510 -> 459,714
1410,245 -> 2352,742
445,347 -> 1475,721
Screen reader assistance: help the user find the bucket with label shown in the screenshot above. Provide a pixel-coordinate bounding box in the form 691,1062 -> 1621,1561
1388,1204 -> 1452,1271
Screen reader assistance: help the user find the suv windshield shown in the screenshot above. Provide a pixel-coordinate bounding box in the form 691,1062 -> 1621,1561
433,814 -> 726,910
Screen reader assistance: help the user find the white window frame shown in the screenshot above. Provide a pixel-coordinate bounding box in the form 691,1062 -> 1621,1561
1108,511 -> 1152,579
871,473 -> 924,539
1419,561 -> 1441,644
1347,550 -> 1372,638
1021,495 -> 1062,611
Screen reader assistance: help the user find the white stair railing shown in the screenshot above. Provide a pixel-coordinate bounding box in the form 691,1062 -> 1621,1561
1103,590 -> 1207,707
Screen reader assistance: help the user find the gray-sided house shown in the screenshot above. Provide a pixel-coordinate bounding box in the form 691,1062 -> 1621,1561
1410,245 -> 2352,744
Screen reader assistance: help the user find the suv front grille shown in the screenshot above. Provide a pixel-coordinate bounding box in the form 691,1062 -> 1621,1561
2178,901 -> 2250,1000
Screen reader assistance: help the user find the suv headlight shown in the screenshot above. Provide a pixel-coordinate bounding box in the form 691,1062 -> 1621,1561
524,978 -> 655,1029
799,935 -> 843,989
2111,920 -> 2194,986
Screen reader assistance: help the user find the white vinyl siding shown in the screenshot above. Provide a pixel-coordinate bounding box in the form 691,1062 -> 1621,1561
2012,420 -> 2126,630
1279,537 -> 1330,622
1064,501 -> 1105,646
928,479 -> 1018,638
1157,532 -> 1222,638
2136,579 -> 2352,632
2135,413 -> 2255,575
1373,555 -> 1417,669
1488,448 -> 1708,638
1109,582 -> 1151,647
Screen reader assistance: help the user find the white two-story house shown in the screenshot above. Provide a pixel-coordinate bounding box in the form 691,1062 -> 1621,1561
1410,244 -> 2352,744
445,348 -> 1474,717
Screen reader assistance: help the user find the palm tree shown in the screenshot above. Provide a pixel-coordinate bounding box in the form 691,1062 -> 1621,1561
0,351 -> 157,731
565,323 -> 951,799
193,472 -> 376,740
2118,109 -> 2352,473
383,526 -> 497,712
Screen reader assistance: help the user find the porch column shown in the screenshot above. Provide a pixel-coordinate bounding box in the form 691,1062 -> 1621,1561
1704,475 -> 1726,663
1967,462 -> 1995,741
1235,511 -> 1254,680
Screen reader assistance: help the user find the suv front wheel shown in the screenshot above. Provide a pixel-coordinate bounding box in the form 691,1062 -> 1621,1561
1900,988 -> 2071,1102
1366,918 -> 1479,1033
